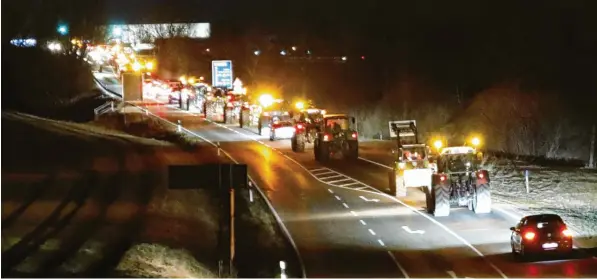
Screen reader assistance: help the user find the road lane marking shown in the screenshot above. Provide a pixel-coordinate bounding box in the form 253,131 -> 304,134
328,189 -> 334,194
359,157 -> 392,170
378,239 -> 385,246
310,168 -> 328,173
350,210 -> 358,216
342,203 -> 349,209
319,174 -> 343,179
154,107 -> 408,278
401,226 -> 425,234
447,271 -> 457,278
368,229 -> 376,236
337,182 -> 360,187
334,195 -> 342,201
359,196 -> 380,202
108,104 -> 309,278
328,178 -> 353,184
387,251 -> 410,279
279,153 -> 509,278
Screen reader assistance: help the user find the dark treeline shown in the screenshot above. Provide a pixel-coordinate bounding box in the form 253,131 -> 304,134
3,0 -> 596,160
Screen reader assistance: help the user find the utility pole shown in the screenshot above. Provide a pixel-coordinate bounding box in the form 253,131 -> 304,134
589,124 -> 596,169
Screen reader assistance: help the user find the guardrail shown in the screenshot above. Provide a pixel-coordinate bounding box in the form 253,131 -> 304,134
92,74 -> 307,278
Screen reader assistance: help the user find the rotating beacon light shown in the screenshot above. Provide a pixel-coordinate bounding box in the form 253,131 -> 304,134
259,94 -> 274,108
471,136 -> 481,147
433,139 -> 443,150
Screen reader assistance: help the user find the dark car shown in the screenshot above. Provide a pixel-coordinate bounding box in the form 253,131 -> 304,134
510,213 -> 573,258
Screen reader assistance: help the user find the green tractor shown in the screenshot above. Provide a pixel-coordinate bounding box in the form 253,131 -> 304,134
313,114 -> 359,161
425,145 -> 491,217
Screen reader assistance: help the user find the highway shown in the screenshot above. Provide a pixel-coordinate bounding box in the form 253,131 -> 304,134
95,72 -> 597,278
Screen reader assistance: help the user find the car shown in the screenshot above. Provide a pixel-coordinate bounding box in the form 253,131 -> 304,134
510,213 -> 573,259
269,114 -> 295,141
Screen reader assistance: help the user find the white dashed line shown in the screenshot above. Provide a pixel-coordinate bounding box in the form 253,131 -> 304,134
335,195 -> 342,201
342,203 -> 349,209
360,220 -> 367,226
350,210 -> 358,216
368,229 -> 376,236
328,189 -> 334,194
377,239 -> 385,246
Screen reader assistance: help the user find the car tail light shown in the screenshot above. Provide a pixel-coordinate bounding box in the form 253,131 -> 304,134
478,172 -> 484,179
297,124 -> 303,129
323,134 -> 331,141
227,95 -> 232,101
439,175 -> 446,182
562,229 -> 572,237
524,231 -> 536,241
351,132 -> 357,139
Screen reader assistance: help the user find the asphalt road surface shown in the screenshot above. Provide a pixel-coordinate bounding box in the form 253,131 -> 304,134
97,72 -> 597,278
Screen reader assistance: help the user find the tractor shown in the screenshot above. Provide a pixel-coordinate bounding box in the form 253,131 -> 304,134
388,120 -> 436,197
290,108 -> 325,152
425,145 -> 492,217
313,114 -> 358,161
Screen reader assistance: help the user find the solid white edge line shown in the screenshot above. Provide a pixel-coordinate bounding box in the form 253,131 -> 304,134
146,99 -> 414,278
93,76 -> 308,278
387,251 -> 410,279
187,108 -> 510,278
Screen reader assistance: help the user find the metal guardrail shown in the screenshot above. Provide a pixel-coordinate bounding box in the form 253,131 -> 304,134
92,74 -> 307,278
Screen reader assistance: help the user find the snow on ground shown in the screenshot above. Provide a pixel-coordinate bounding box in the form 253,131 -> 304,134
2,111 -> 217,277
488,163 -> 597,245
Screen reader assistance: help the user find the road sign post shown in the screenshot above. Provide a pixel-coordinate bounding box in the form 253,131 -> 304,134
212,60 -> 234,90
168,164 -> 248,278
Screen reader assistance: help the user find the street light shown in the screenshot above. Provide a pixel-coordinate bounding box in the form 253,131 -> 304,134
291,46 -> 297,51
254,50 -> 261,56
112,26 -> 123,37
57,25 -> 68,35
280,50 -> 287,56
295,101 -> 304,110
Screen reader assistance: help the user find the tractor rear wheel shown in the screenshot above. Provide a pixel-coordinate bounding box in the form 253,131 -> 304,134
473,183 -> 492,214
432,183 -> 450,217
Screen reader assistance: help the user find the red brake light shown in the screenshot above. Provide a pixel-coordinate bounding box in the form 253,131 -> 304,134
524,231 -> 536,240
440,175 -> 446,181
297,124 -> 303,129
562,229 -> 572,237
227,95 -> 232,101
478,172 -> 484,179
351,132 -> 357,139
323,134 -> 330,141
